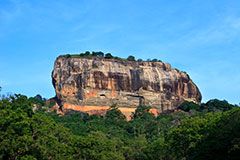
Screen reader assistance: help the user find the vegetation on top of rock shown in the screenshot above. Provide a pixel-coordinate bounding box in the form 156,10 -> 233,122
104,53 -> 114,59
59,51 -> 163,62
126,55 -> 136,61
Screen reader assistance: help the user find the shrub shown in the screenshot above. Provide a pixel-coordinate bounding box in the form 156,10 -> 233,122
203,99 -> 235,112
105,53 -> 113,59
85,51 -> 91,55
65,54 -> 71,58
127,55 -> 136,61
178,101 -> 201,112
92,51 -> 104,57
152,59 -> 158,62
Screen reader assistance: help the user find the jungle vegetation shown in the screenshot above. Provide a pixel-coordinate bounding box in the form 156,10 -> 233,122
0,91 -> 239,160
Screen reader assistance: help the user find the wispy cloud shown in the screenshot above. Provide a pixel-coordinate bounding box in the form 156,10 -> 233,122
172,16 -> 240,48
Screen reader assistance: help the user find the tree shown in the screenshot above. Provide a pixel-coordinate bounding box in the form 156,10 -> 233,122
203,99 -> 235,112
98,51 -> 104,57
0,94 -> 74,159
72,131 -> 125,160
85,51 -> 91,55
146,137 -> 169,160
178,101 -> 201,112
127,106 -> 156,138
123,135 -> 148,160
105,53 -> 113,59
165,112 -> 222,159
132,105 -> 154,120
189,108 -> 240,160
105,105 -> 126,126
79,53 -> 86,57
65,54 -> 71,58
151,59 -> 158,62
28,94 -> 45,107
92,51 -> 104,57
127,55 -> 136,61
1,91 -> 239,160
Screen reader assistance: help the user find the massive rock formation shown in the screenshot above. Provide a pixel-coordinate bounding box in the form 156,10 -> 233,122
52,55 -> 201,118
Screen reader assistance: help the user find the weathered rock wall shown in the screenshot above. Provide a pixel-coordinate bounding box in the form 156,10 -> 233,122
52,56 -> 201,117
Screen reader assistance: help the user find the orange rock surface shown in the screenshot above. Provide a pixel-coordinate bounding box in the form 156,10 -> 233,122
63,103 -> 136,120
52,56 -> 202,119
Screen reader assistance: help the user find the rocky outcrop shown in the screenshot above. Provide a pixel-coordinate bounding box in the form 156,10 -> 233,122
52,56 -> 201,118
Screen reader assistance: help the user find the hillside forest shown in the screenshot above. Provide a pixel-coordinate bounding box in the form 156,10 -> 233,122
0,90 -> 240,160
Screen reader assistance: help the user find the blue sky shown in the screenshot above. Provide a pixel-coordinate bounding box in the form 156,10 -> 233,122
0,0 -> 240,104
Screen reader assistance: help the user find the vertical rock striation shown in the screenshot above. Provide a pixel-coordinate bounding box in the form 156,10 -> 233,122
52,56 -> 201,117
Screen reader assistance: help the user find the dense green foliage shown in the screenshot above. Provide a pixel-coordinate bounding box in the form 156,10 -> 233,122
127,55 -> 136,61
179,99 -> 237,112
0,93 -> 239,159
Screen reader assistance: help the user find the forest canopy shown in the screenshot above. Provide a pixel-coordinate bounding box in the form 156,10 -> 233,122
0,93 -> 239,160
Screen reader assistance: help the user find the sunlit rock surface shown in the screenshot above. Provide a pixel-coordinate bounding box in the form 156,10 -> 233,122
52,56 -> 201,118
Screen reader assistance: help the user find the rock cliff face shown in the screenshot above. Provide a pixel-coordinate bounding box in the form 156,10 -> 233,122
52,56 -> 201,118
